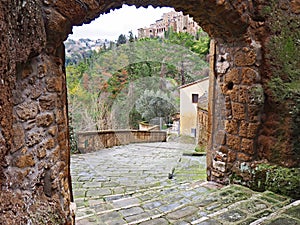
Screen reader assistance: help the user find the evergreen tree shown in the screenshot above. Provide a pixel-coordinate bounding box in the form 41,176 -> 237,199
117,34 -> 127,46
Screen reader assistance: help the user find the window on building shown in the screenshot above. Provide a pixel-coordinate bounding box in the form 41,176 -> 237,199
192,94 -> 199,103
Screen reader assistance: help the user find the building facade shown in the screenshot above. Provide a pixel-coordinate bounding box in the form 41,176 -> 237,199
179,77 -> 209,137
138,11 -> 200,39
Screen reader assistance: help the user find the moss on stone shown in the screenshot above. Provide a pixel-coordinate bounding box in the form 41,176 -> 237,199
249,85 -> 264,105
195,145 -> 206,153
251,163 -> 300,199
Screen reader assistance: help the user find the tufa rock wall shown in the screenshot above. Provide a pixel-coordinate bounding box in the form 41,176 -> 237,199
0,1 -> 72,224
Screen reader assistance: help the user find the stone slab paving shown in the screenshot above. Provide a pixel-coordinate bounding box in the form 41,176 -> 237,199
71,142 -> 300,225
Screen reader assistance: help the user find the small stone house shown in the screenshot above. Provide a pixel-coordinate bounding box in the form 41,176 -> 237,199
179,77 -> 209,137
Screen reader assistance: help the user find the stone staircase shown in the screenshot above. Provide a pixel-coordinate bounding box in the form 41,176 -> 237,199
74,180 -> 300,225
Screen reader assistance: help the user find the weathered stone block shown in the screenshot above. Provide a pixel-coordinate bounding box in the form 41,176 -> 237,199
39,94 -> 57,110
14,153 -> 35,168
225,68 -> 240,84
247,123 -> 260,138
37,113 -> 54,127
228,150 -> 237,163
226,134 -> 241,150
241,138 -> 255,155
234,49 -> 256,66
44,8 -> 69,41
48,126 -> 58,136
37,147 -> 47,159
241,67 -> 259,85
26,129 -> 44,147
30,84 -> 43,99
229,85 -> 240,102
46,76 -> 63,92
232,102 -> 246,120
252,164 -> 300,198
239,120 -> 248,137
15,101 -> 39,120
12,123 -> 25,152
238,86 -> 249,103
38,138 -> 56,153
225,120 -> 239,134
46,138 -> 56,149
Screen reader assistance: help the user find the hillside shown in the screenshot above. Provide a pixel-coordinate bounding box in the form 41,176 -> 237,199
65,38 -> 111,65
66,30 -> 210,135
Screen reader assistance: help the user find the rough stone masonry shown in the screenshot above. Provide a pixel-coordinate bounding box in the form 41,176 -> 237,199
0,0 -> 299,224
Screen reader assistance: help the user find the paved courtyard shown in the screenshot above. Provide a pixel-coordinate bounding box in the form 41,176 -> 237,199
71,142 -> 300,225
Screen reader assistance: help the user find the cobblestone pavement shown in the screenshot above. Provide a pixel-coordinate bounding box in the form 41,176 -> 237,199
71,142 -> 300,225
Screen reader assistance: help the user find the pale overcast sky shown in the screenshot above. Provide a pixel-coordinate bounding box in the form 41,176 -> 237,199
68,5 -> 173,41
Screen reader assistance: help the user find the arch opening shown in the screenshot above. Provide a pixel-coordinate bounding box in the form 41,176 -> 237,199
66,8 -> 212,224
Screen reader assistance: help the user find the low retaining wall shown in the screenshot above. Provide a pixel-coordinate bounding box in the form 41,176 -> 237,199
77,130 -> 167,153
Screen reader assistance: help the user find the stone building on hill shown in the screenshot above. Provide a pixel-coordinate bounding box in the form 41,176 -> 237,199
138,11 -> 200,39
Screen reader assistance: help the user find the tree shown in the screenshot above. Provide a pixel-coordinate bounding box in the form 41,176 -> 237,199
117,34 -> 127,46
128,30 -> 134,43
136,90 -> 178,122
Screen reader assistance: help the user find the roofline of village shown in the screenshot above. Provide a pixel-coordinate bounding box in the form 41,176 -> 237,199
178,76 -> 209,89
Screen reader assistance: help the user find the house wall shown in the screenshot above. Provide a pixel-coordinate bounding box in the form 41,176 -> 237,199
180,78 -> 209,136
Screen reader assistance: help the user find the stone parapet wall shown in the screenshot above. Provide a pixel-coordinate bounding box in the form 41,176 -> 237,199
77,130 -> 167,153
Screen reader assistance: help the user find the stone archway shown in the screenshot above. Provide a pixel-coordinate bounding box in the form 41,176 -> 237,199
0,0 -> 299,224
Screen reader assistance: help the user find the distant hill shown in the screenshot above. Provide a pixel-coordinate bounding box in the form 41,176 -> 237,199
65,38 -> 110,65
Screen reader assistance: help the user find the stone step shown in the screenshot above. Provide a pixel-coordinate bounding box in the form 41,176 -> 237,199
75,183 -> 298,225
75,181 -> 216,224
